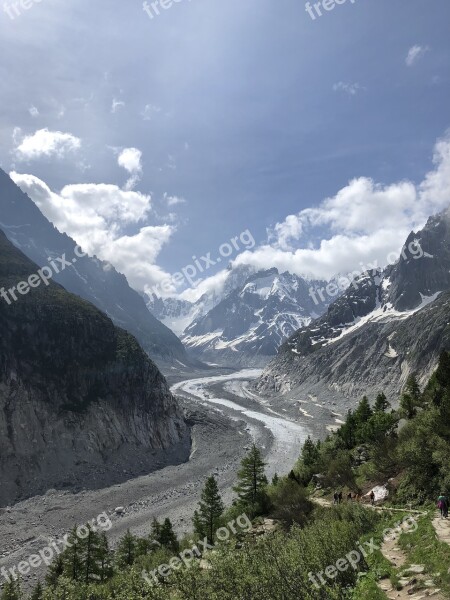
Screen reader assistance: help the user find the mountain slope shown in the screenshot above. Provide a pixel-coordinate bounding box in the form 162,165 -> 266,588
255,210 -> 450,406
146,264 -> 256,336
0,169 -> 188,365
0,229 -> 190,506
182,268 -> 330,367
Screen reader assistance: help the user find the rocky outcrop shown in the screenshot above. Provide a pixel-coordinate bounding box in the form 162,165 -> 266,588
182,269 -> 330,367
0,230 -> 191,506
255,209 -> 450,406
0,169 -> 189,365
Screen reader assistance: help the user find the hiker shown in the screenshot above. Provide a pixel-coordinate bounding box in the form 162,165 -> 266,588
333,491 -> 339,505
338,491 -> 343,504
438,494 -> 448,518
347,492 -> 353,502
370,490 -> 375,506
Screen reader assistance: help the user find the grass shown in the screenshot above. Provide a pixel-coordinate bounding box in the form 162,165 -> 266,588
398,512 -> 450,597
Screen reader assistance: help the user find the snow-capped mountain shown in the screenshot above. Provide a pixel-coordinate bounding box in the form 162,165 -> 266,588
181,268 -> 331,366
146,264 -> 255,336
256,209 -> 450,404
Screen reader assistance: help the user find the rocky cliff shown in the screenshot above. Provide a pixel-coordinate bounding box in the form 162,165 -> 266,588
0,230 -> 190,506
0,169 -> 189,365
255,210 -> 450,407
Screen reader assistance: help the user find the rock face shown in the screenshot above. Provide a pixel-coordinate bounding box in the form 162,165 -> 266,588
0,169 -> 188,365
0,230 -> 191,506
182,269 -> 330,367
255,210 -> 450,405
146,264 -> 256,337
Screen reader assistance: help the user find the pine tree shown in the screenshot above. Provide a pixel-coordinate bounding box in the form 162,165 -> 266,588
405,374 -> 421,402
400,392 -> 417,419
301,436 -> 319,467
271,473 -> 280,486
354,396 -> 373,423
150,517 -> 161,543
338,410 -> 358,449
159,518 -> 179,552
116,530 -> 137,569
98,533 -> 114,582
45,554 -> 64,587
0,580 -> 21,600
374,392 -> 390,412
192,510 -> 205,540
62,527 -> 83,581
80,525 -> 103,584
194,476 -> 224,545
29,582 -> 43,600
233,444 -> 268,508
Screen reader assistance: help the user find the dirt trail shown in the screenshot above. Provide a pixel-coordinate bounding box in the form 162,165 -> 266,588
432,512 -> 450,546
377,517 -> 444,600
312,497 -> 444,599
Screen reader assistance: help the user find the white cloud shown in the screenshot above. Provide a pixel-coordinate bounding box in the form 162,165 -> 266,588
332,82 -> 365,96
28,106 -> 39,118
117,147 -> 142,190
141,104 -> 161,120
164,193 -> 186,207
111,98 -> 125,113
9,172 -> 174,292
406,45 -> 429,67
186,132 -> 450,293
15,128 -> 81,161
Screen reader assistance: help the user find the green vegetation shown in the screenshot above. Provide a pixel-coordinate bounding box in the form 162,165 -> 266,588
3,351 -> 449,600
294,352 -> 450,504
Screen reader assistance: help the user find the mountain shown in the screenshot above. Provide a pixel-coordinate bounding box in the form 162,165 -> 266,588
181,268 -> 331,367
0,229 -> 190,506
0,169 -> 189,366
146,264 -> 256,337
255,209 -> 450,406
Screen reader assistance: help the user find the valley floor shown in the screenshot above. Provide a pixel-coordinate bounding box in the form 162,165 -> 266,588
0,368 -> 336,592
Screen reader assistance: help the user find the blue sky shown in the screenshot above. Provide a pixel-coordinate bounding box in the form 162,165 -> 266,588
1,0 -> 449,299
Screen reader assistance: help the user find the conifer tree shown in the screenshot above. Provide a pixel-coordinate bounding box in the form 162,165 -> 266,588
159,518 -> 179,552
98,532 -> 114,583
29,582 -> 43,600
116,530 -> 137,569
354,396 -> 373,424
193,476 -> 224,544
374,392 -> 390,412
0,580 -> 21,600
45,554 -> 64,587
233,444 -> 268,509
301,436 -> 319,467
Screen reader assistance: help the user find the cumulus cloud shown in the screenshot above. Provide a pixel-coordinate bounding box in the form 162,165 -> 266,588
117,147 -> 142,190
9,172 -> 174,292
14,128 -> 81,160
28,106 -> 39,118
182,132 -> 450,298
406,45 -> 429,67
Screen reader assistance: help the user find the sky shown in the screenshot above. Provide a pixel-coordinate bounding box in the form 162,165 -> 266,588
0,0 -> 449,301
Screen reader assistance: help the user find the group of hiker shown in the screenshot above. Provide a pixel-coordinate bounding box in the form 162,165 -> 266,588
333,490 -> 376,505
438,494 -> 449,518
